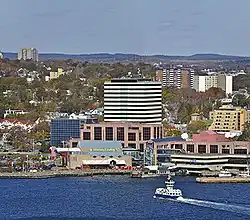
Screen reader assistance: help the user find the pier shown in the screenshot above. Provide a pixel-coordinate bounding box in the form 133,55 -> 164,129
0,170 -> 132,179
196,177 -> 250,183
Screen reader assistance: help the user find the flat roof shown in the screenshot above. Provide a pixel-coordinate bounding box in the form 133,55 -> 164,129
151,136 -> 185,143
77,140 -> 122,149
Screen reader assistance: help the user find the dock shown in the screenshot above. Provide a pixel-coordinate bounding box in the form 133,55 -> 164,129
196,177 -> 250,183
0,170 -> 132,179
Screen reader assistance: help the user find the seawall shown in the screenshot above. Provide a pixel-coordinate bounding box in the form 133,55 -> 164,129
196,177 -> 250,183
0,170 -> 132,179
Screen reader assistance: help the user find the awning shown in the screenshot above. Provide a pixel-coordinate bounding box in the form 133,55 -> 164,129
82,159 -> 126,165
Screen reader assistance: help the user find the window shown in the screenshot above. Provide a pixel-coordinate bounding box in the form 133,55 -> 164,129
83,132 -> 91,140
234,149 -> 247,154
143,127 -> 151,140
117,127 -> 124,141
198,145 -> 206,153
154,127 -> 157,138
72,142 -> 78,148
210,145 -> 218,153
105,127 -> 113,140
187,144 -> 194,153
128,133 -> 136,141
157,127 -> 160,138
222,149 -> 230,154
140,144 -> 144,152
128,143 -> 136,148
175,144 -> 183,150
94,127 -> 102,140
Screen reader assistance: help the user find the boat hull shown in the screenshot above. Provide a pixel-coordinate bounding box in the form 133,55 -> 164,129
153,193 -> 181,200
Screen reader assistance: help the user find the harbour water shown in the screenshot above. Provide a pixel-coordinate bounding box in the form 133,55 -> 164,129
0,176 -> 250,220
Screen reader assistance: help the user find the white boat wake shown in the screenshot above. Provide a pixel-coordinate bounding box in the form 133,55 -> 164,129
176,197 -> 250,216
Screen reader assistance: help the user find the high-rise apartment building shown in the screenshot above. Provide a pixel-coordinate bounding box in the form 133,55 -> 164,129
18,48 -> 38,61
217,74 -> 233,95
161,68 -> 194,88
193,75 -> 218,92
193,74 -> 233,94
104,78 -> 162,124
155,70 -> 163,83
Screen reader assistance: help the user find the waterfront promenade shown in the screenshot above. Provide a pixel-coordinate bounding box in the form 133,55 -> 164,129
0,169 -> 132,179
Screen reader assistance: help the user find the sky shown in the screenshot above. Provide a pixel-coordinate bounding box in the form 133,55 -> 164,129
0,0 -> 250,55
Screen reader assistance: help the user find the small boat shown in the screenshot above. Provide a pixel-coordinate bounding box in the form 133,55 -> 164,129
131,169 -> 160,178
131,165 -> 169,178
153,176 -> 183,200
218,170 -> 232,177
239,167 -> 250,178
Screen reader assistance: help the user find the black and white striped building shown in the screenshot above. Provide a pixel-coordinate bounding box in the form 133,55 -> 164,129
104,78 -> 162,124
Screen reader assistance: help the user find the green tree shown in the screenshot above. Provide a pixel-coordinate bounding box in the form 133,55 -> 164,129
187,121 -> 209,135
6,126 -> 27,149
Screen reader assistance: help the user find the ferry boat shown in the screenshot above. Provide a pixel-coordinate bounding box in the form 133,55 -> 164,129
153,176 -> 183,200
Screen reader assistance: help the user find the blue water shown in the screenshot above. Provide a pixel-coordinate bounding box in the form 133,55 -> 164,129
0,176 -> 250,220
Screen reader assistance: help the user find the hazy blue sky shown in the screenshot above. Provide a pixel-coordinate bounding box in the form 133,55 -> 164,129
0,0 -> 249,55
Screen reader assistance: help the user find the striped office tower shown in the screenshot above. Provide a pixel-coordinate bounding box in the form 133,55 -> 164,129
104,78 -> 162,124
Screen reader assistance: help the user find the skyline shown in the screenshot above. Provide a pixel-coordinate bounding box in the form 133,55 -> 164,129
1,0 -> 250,56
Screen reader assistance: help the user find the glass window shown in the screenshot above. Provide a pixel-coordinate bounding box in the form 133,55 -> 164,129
187,144 -> 194,153
105,127 -> 113,140
94,127 -> 102,140
222,149 -> 230,154
83,132 -> 91,140
198,145 -> 206,153
117,127 -> 124,141
128,132 -> 136,141
143,127 -> 151,140
234,149 -> 247,154
154,127 -> 157,138
210,145 -> 218,153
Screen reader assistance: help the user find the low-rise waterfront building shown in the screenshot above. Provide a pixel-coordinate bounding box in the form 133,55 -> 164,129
50,117 -> 99,147
67,122 -> 162,151
146,132 -> 250,173
50,119 -> 81,147
52,140 -> 132,169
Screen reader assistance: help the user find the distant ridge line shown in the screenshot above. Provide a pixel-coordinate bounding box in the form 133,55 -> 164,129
2,52 -> 250,62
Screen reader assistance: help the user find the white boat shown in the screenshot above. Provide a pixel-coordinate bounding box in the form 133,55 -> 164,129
239,167 -> 250,178
153,176 -> 183,200
131,165 -> 169,178
131,169 -> 160,178
218,170 -> 232,177
239,173 -> 250,178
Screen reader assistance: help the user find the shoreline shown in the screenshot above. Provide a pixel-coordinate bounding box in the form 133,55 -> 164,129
0,170 -> 132,179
